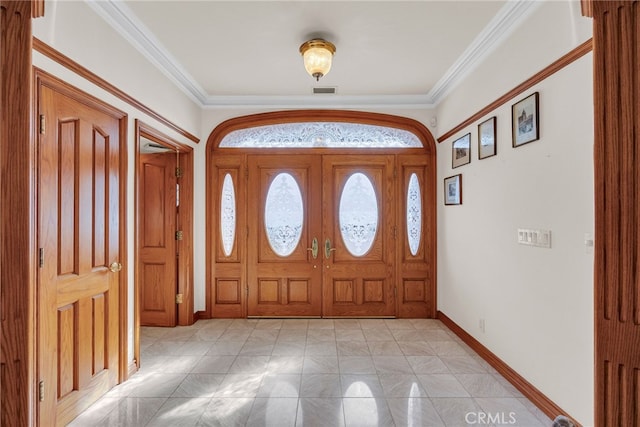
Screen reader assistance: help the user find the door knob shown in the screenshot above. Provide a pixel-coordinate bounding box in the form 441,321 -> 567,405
307,237 -> 319,259
109,262 -> 122,273
324,238 -> 336,259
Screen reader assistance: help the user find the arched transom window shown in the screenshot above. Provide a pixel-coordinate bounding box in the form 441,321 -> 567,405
219,122 -> 423,148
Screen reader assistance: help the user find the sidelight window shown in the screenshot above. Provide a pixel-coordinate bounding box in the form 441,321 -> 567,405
407,173 -> 422,256
220,173 -> 236,256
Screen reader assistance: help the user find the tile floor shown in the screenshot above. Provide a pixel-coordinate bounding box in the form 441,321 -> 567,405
68,318 -> 553,426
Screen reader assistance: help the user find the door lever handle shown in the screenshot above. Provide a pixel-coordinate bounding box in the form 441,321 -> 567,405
307,237 -> 318,259
324,238 -> 336,259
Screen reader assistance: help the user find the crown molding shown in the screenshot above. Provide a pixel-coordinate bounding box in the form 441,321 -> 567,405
426,0 -> 542,104
86,0 -> 540,109
202,94 -> 435,110
86,0 -> 208,105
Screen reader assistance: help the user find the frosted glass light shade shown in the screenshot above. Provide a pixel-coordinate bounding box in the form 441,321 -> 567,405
300,39 -> 336,81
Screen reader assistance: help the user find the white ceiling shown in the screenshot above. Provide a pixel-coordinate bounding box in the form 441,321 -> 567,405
88,1 -> 541,108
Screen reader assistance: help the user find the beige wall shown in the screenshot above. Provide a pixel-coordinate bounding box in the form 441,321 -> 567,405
435,2 -> 593,424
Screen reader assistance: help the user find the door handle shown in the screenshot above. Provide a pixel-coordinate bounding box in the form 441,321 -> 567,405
307,237 -> 318,259
324,238 -> 336,259
109,262 -> 122,273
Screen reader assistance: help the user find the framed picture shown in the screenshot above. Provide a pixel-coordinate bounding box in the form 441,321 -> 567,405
444,174 -> 462,205
478,116 -> 496,159
512,92 -> 539,147
452,133 -> 471,168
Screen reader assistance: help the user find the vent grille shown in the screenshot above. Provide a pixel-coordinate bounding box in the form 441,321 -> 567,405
313,87 -> 336,94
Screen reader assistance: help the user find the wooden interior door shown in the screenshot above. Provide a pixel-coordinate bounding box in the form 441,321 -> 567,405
38,85 -> 121,426
139,153 -> 177,326
322,155 -> 395,317
247,155 -> 322,317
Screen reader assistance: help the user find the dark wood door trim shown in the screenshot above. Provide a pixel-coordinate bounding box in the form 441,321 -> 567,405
586,2 -> 640,425
1,1 -> 35,425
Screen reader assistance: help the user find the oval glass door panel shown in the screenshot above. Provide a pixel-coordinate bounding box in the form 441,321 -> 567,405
264,173 -> 304,257
406,173 -> 422,256
220,173 -> 236,256
339,173 -> 378,256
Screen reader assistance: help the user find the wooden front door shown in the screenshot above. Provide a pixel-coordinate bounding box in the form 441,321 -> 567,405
247,155 -> 323,316
210,148 -> 434,319
139,152 -> 177,326
322,155 -> 395,317
38,84 -> 123,426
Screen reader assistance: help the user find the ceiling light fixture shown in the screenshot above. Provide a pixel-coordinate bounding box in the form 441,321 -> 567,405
299,38 -> 336,81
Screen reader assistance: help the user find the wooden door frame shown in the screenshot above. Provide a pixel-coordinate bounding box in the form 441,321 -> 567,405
205,110 -> 437,319
581,2 -> 639,425
1,2 -> 37,425
134,120 -> 194,368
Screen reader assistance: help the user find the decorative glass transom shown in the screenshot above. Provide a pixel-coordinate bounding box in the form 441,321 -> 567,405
407,173 -> 422,256
264,173 -> 304,257
220,174 -> 236,256
219,122 -> 423,148
339,173 -> 378,257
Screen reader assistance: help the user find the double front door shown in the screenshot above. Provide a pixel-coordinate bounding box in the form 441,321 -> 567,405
211,152 -> 434,318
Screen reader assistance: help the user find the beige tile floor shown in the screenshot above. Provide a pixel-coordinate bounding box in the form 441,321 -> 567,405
68,318 -> 553,426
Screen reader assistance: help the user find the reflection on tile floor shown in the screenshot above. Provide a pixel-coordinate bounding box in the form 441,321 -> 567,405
68,319 -> 553,426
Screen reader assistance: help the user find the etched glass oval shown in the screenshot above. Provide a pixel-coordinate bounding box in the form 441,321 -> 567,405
407,173 -> 422,256
339,173 -> 378,257
220,173 -> 236,256
264,173 -> 304,257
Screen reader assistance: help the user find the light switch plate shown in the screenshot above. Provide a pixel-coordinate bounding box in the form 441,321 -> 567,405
518,228 -> 551,248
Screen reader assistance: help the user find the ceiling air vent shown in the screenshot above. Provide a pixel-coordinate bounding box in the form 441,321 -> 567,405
313,87 -> 336,94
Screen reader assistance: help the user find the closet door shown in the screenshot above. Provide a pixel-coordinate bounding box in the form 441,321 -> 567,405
39,84 -> 122,426
139,153 -> 177,326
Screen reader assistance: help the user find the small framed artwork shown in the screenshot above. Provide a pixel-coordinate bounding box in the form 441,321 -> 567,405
478,116 -> 496,159
444,174 -> 462,205
512,92 -> 539,147
452,133 -> 471,168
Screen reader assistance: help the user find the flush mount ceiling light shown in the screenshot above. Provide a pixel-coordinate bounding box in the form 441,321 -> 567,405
299,38 -> 336,81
